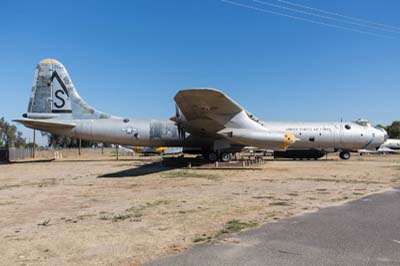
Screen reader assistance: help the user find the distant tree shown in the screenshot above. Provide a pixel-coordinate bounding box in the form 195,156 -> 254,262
0,117 -> 26,148
41,132 -> 98,148
376,124 -> 386,130
386,121 -> 400,139
25,142 -> 40,149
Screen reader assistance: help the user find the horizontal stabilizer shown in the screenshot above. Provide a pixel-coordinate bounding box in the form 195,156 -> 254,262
13,119 -> 76,129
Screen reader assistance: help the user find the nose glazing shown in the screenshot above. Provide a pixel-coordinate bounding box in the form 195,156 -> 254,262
374,128 -> 387,146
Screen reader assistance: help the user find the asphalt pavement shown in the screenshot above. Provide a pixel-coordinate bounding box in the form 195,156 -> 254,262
149,188 -> 400,266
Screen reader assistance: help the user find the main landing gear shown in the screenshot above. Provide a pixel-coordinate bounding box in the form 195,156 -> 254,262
339,151 -> 351,160
204,152 -> 233,163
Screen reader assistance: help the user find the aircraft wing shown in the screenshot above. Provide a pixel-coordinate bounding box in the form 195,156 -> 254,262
174,88 -> 250,136
174,88 -> 296,150
13,119 -> 76,130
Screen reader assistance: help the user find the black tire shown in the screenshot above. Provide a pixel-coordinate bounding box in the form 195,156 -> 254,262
220,152 -> 232,162
207,152 -> 218,163
339,151 -> 351,160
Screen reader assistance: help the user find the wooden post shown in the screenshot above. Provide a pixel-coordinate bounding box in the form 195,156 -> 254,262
32,129 -> 36,159
101,143 -> 104,155
78,139 -> 81,156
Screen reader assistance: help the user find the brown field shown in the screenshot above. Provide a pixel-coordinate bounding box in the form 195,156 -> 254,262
0,153 -> 399,266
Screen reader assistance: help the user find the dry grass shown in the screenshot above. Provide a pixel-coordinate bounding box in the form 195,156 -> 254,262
0,154 -> 399,266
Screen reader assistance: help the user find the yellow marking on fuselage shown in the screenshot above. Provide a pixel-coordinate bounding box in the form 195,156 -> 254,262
280,131 -> 296,150
155,147 -> 168,153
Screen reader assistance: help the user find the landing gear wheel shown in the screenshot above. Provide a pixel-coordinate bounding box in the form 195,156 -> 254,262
220,152 -> 232,162
339,151 -> 351,160
207,152 -> 218,163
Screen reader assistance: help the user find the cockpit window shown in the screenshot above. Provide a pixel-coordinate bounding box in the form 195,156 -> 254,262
345,124 -> 351,130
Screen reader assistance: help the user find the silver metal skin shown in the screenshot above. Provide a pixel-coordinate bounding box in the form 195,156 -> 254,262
173,89 -> 387,159
14,59 -> 387,161
15,59 -> 294,158
16,59 -> 183,146
264,120 -> 387,151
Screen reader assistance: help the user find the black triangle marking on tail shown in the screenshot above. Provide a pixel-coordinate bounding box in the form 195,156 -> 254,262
50,71 -> 69,96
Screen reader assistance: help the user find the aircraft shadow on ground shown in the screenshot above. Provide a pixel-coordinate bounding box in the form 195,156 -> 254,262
97,156 -> 341,178
98,158 -> 209,178
97,162 -> 177,178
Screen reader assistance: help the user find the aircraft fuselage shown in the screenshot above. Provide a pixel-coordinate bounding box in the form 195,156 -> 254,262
263,121 -> 387,156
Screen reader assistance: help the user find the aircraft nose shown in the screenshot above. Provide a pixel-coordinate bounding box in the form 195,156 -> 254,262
383,132 -> 388,142
383,130 -> 388,142
377,127 -> 388,142
373,127 -> 387,147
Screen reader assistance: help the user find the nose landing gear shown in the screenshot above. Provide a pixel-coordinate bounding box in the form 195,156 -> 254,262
339,151 -> 351,160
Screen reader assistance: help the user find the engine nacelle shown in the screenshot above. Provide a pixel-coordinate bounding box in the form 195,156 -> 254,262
219,128 -> 295,150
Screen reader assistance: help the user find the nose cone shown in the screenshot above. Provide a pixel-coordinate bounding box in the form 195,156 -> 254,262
373,127 -> 388,148
382,129 -> 388,142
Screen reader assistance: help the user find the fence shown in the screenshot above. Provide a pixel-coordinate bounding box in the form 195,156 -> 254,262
1,147 -> 135,162
8,148 -> 34,161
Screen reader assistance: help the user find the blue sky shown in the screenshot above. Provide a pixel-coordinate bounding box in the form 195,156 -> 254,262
0,0 -> 399,144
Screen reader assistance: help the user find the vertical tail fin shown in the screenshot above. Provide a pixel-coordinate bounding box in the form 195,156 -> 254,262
27,59 -> 112,119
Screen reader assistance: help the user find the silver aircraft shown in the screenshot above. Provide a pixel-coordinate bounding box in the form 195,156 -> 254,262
359,138 -> 400,155
380,138 -> 400,150
15,59 -> 295,162
172,90 -> 387,160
